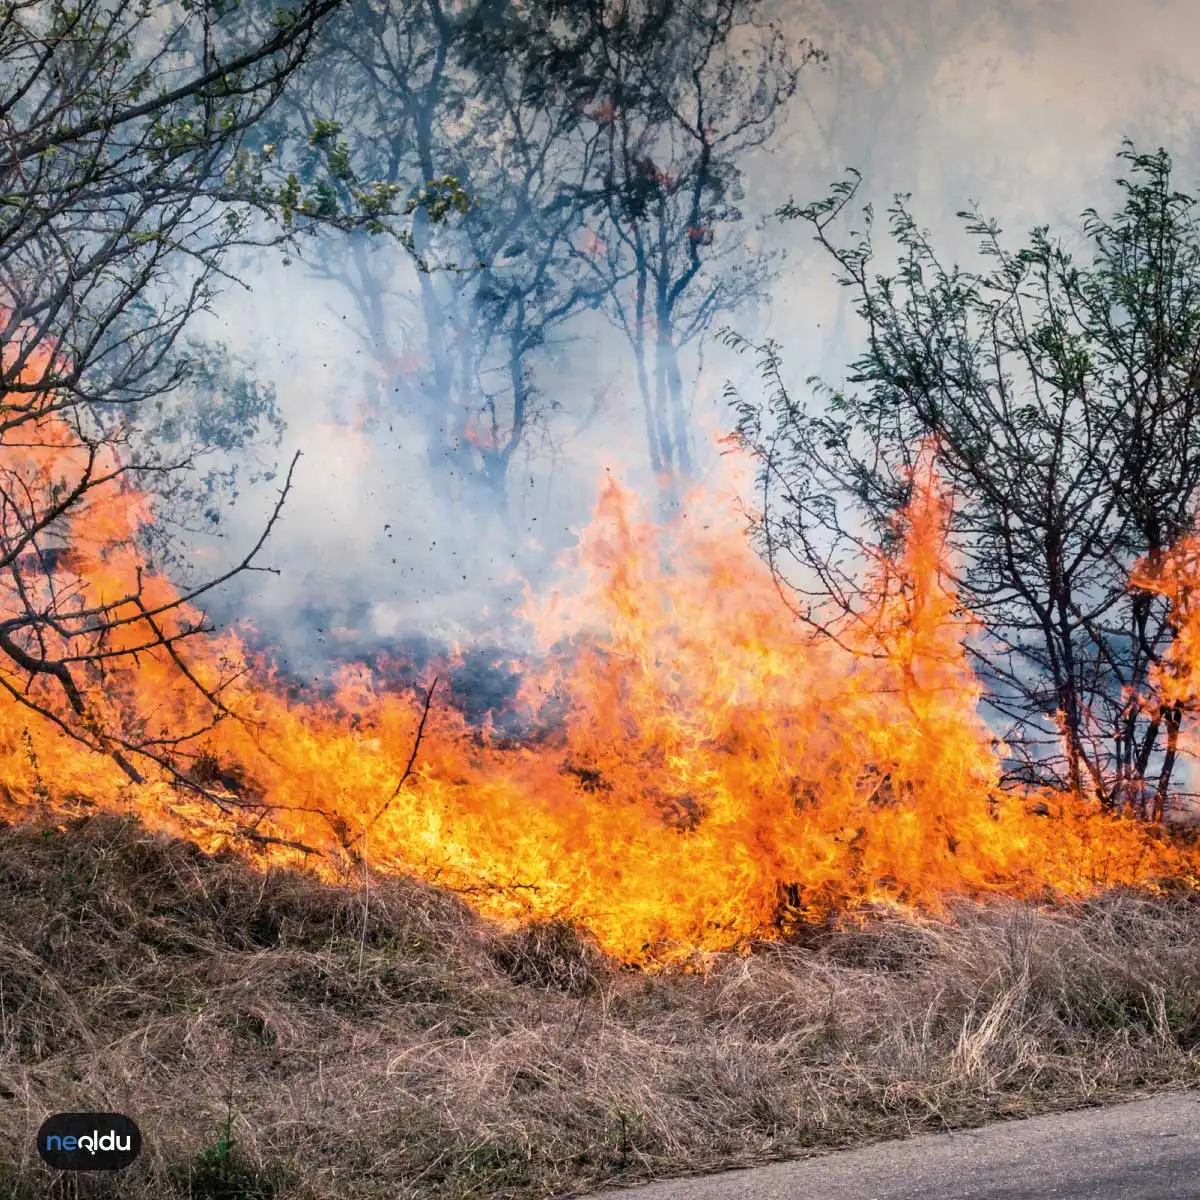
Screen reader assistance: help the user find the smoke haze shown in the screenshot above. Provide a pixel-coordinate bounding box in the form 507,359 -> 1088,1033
188,0 -> 1200,673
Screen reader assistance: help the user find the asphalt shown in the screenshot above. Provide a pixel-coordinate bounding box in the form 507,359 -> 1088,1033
590,1091 -> 1200,1199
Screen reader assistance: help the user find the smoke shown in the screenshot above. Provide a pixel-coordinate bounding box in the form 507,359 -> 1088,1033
176,0 -> 1200,680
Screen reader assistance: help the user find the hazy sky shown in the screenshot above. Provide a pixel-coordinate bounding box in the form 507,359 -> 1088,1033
196,0 -> 1200,667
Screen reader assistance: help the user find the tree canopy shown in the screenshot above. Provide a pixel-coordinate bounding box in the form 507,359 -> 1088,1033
730,143 -> 1200,819
263,0 -> 822,511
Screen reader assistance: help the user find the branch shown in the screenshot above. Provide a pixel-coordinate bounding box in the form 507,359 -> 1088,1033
359,674 -> 440,840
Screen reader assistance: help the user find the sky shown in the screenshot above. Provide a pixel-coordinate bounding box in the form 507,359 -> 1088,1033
191,0 -> 1200,671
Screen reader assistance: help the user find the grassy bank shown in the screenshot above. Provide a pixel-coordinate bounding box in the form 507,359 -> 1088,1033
2,814 -> 1199,1199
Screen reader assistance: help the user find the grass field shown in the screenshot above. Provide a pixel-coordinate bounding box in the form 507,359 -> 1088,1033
2,813 -> 1199,1199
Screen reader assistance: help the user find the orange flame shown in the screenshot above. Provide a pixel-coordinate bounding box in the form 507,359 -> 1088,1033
0,354 -> 1197,962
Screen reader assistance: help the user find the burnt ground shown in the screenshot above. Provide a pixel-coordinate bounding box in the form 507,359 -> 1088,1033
1,814 -> 1199,1199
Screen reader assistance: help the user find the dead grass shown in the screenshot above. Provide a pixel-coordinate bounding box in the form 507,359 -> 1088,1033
1,813 -> 1198,1198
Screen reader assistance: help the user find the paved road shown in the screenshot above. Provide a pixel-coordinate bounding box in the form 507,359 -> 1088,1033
592,1092 -> 1200,1199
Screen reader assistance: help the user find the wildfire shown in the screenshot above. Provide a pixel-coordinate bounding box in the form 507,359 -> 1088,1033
0,361 -> 1198,963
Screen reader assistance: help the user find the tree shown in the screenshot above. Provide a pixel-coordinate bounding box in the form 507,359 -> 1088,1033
0,0 -> 420,790
281,0 -> 823,511
263,0 -> 612,513
531,0 -> 822,492
729,143 -> 1200,820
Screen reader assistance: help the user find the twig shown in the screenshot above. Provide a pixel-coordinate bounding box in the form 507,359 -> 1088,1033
358,675 -> 439,840
235,829 -> 323,857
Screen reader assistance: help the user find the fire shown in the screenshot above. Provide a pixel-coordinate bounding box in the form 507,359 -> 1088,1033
0,354 -> 1198,963
1132,540 -> 1200,710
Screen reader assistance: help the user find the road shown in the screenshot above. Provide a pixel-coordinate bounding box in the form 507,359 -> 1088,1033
590,1092 -> 1200,1199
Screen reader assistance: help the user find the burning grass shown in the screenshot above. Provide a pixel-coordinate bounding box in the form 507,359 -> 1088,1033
4,453 -> 1200,967
2,813 -> 1199,1199
1,322 -> 1199,961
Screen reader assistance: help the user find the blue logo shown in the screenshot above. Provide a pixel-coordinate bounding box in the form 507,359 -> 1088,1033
37,1113 -> 141,1171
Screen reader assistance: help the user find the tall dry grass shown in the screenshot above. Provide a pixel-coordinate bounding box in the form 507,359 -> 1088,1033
1,814 -> 1198,1198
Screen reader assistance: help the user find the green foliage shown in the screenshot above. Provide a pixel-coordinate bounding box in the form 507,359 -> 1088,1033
735,140 -> 1200,807
405,175 -> 473,222
177,1113 -> 281,1200
237,117 -> 474,239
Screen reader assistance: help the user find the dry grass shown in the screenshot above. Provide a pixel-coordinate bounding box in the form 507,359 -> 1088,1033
1,813 -> 1199,1199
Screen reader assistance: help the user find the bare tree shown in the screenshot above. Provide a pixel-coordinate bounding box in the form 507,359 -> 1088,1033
0,0 -> 418,789
539,0 -> 822,493
729,143 -> 1200,820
